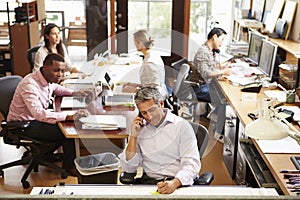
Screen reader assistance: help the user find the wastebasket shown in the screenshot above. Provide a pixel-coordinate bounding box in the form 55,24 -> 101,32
74,152 -> 120,184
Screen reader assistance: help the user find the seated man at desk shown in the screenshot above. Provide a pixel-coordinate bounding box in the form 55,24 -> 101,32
193,27 -> 231,142
119,87 -> 200,194
7,53 -> 89,176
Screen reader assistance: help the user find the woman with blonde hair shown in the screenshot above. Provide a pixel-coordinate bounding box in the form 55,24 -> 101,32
122,29 -> 168,99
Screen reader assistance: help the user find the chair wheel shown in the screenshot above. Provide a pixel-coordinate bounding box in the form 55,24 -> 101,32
61,172 -> 68,179
0,170 -> 4,177
22,181 -> 30,189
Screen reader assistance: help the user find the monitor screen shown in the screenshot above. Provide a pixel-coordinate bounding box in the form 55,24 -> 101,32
258,39 -> 278,77
247,31 -> 266,65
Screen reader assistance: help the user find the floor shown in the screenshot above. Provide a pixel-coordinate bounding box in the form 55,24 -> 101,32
0,46 -> 235,194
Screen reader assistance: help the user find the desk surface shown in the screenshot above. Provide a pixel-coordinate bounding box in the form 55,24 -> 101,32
30,185 -> 278,196
218,79 -> 300,195
58,121 -> 128,139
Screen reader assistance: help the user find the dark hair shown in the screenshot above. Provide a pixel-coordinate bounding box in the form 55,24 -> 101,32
43,53 -> 65,66
44,23 -> 65,57
207,27 -> 227,40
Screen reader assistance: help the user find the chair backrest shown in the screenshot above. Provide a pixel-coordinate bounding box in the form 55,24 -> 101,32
173,63 -> 190,95
0,76 -> 22,119
189,122 -> 209,159
26,45 -> 41,70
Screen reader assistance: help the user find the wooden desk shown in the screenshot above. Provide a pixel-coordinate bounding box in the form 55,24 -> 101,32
55,95 -> 134,158
217,79 -> 300,195
58,121 -> 128,158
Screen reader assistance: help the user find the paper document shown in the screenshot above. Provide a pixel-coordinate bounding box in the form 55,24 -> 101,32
79,115 -> 126,130
60,97 -> 88,109
226,75 -> 259,86
256,137 -> 300,153
264,90 -> 286,102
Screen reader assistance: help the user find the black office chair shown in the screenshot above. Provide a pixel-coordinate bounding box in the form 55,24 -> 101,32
0,76 -> 68,189
119,122 -> 214,185
166,63 -> 191,116
26,45 -> 41,71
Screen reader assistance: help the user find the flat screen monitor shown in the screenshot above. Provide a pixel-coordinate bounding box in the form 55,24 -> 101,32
258,39 -> 278,78
247,31 -> 266,65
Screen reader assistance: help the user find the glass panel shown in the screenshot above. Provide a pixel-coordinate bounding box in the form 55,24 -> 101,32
128,0 -> 172,56
189,0 -> 210,61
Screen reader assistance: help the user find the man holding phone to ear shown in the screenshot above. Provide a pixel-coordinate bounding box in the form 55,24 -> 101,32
119,87 -> 200,194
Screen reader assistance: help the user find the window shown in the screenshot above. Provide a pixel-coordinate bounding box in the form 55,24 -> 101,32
128,0 -> 172,56
188,0 -> 210,61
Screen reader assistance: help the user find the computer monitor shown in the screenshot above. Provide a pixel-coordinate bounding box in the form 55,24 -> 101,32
258,39 -> 278,78
247,31 -> 266,65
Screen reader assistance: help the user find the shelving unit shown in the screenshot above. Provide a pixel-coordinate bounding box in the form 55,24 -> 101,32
7,0 -> 45,77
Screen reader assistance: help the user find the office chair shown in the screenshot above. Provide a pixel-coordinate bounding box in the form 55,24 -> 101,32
0,76 -> 68,189
166,58 -> 209,122
26,44 -> 41,70
119,122 -> 214,185
166,63 -> 191,116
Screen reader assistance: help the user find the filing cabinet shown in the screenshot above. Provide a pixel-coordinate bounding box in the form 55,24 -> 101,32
235,122 -> 247,185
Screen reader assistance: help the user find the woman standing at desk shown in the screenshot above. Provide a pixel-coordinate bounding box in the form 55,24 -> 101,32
122,29 -> 168,99
33,23 -> 79,73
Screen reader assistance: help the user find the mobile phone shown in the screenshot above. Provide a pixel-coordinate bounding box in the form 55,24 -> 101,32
138,112 -> 145,126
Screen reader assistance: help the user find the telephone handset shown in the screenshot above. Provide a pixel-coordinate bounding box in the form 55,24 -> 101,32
138,112 -> 146,126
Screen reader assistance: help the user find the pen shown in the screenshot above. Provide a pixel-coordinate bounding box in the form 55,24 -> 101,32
281,170 -> 300,173
291,189 -> 300,192
156,177 -> 168,192
284,174 -> 300,178
39,189 -> 43,195
44,189 -> 49,195
287,181 -> 300,184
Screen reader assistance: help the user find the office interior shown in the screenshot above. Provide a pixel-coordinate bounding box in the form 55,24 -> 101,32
1,0 -> 300,198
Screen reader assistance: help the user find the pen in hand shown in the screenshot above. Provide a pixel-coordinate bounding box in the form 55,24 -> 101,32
156,177 -> 168,192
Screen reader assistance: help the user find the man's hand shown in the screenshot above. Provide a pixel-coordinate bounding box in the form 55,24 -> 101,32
72,90 -> 94,103
66,109 -> 89,121
130,114 -> 145,138
157,178 -> 181,194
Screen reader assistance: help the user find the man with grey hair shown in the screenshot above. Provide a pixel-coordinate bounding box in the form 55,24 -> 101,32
119,87 -> 200,194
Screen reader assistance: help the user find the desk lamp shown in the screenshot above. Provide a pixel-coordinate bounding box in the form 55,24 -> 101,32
245,106 -> 300,143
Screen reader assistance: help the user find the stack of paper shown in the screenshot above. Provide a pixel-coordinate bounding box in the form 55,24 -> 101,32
79,115 -> 126,130
102,95 -> 134,106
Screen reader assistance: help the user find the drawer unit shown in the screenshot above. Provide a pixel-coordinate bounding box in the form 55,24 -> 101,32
223,105 -> 239,179
235,122 -> 247,185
